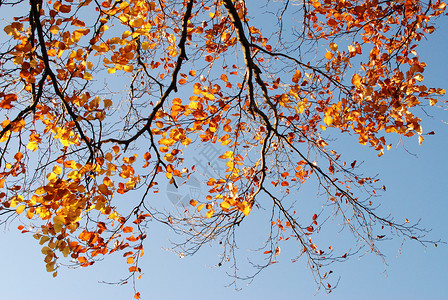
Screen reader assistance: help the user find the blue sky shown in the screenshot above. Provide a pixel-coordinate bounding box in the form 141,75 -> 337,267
1,3 -> 447,300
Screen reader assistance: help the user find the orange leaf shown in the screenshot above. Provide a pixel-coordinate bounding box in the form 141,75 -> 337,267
352,73 -> 362,88
127,257 -> 134,264
330,43 -> 338,51
123,226 -> 133,233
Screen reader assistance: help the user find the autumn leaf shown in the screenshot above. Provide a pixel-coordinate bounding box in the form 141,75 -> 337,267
0,0 -> 445,297
352,73 -> 362,88
83,72 -> 93,81
16,205 -> 26,214
27,141 -> 38,152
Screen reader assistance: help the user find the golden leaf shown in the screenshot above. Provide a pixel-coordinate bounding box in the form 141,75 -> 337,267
16,205 -> 26,215
49,25 -> 59,34
27,141 -> 38,152
53,165 -> 62,175
324,115 -> 333,126
330,43 -> 338,51
206,209 -> 214,218
83,72 -> 93,81
352,73 -> 362,88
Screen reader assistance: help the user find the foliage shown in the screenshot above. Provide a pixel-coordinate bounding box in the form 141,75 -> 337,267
0,0 -> 446,295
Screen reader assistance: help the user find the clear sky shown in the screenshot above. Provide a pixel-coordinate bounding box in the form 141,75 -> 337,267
0,3 -> 447,300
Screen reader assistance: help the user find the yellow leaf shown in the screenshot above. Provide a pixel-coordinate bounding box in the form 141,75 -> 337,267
67,170 -> 80,180
181,137 -> 191,146
49,25 -> 59,34
324,115 -> 333,126
430,99 -> 437,106
123,65 -> 134,72
197,203 -> 205,212
419,135 -> 424,145
47,172 -> 58,182
53,165 -> 62,175
204,93 -> 215,100
220,201 -> 230,210
242,206 -> 251,216
325,51 -> 333,60
352,73 -> 362,88
206,209 -> 214,218
27,141 -> 38,152
218,151 -> 234,159
16,205 -> 26,215
127,257 -> 134,264
84,72 -> 93,81
414,74 -> 424,82
189,101 -> 199,110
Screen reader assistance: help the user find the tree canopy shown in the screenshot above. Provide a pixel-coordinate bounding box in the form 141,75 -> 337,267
0,0 -> 446,297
